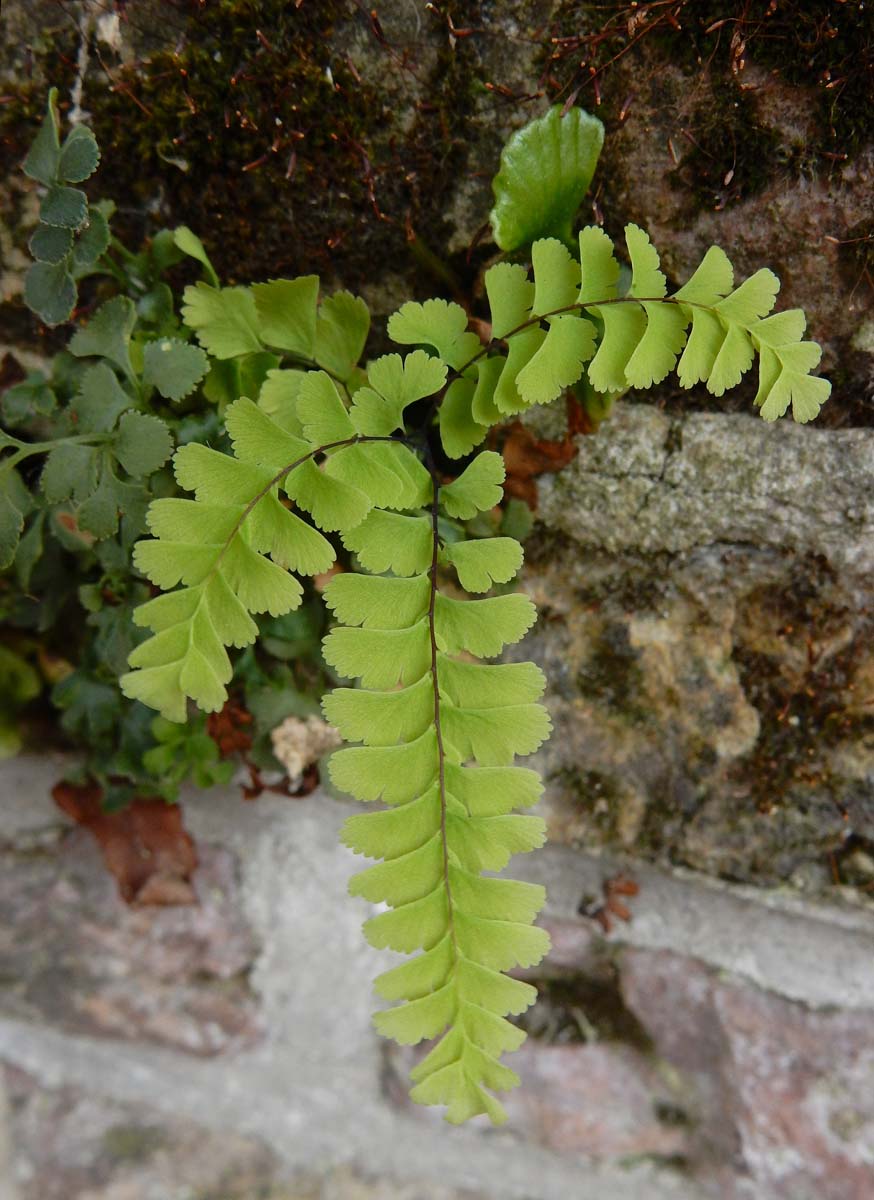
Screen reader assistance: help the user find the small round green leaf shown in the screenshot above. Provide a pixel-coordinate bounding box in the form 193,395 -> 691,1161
114,412 -> 173,478
23,261 -> 76,326
29,223 -> 73,265
142,337 -> 209,402
39,183 -> 88,230
58,124 -> 100,182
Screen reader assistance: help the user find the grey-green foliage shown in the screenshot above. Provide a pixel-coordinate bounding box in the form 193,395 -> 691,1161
0,279 -> 221,571
23,90 -> 109,325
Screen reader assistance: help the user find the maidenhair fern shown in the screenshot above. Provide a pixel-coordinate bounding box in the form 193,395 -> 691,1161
120,382 -> 429,722
112,216 -> 830,1122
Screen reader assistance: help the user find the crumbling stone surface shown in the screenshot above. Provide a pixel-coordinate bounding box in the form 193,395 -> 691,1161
523,403 -> 874,892
0,828 -> 262,1055
621,949 -> 874,1200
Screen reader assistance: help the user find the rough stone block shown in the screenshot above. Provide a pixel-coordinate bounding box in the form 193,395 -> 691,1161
0,828 -> 261,1056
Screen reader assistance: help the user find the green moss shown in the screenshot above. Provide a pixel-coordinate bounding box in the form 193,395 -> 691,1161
91,0 -> 483,294
576,620 -> 649,725
77,0 -> 382,284
102,1123 -> 167,1162
4,1 -> 483,301
547,0 -> 874,176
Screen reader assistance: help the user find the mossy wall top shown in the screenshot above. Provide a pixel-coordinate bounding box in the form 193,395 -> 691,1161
2,0 -> 872,417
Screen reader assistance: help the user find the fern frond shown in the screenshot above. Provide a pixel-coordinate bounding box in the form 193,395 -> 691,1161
324,450 -> 551,1125
121,391 -> 415,721
388,226 -> 829,445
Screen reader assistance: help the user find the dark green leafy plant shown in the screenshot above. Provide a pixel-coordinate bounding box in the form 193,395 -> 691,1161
2,99 -> 831,1122
22,90 -> 108,325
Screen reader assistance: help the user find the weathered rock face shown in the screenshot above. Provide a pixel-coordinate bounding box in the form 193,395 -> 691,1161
620,948 -> 874,1200
5,1063 -> 494,1200
524,403 -> 874,891
2,769 -> 874,1200
0,825 -> 262,1054
595,57 -> 874,405
2,3 -> 871,403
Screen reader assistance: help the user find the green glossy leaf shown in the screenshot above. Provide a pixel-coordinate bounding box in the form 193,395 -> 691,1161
439,378 -> 487,460
182,283 -> 263,358
443,536 -> 523,593
173,225 -> 220,287
314,291 -> 370,381
490,105 -> 604,251
252,277 -> 318,357
296,371 -> 355,445
388,298 -> 481,371
441,452 -> 505,520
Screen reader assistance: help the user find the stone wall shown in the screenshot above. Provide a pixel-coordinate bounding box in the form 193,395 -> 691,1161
2,756 -> 874,1199
526,402 -> 874,890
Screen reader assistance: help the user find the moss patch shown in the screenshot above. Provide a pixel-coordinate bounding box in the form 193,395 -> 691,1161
547,1 -> 874,166
517,967 -> 654,1051
576,620 -> 649,726
730,566 -> 874,823
102,1122 -> 167,1162
3,0 -> 485,300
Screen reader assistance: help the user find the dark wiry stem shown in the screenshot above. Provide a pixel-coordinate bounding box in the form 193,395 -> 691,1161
452,293 -> 718,380
422,438 -> 459,956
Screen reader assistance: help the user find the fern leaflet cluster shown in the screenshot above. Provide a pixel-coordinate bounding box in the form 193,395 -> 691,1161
388,225 -> 830,460
122,221 -> 829,1122
120,373 -> 430,722
322,449 -> 551,1123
